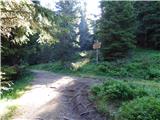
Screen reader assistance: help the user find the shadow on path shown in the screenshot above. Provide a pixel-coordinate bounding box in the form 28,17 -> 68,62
13,70 -> 105,120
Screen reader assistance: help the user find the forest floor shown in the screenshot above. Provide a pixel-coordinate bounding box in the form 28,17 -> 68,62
11,70 -> 105,120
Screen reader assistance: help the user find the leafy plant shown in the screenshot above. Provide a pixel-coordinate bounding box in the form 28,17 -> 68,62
90,79 -> 160,119
91,80 -> 149,101
116,97 -> 160,120
1,66 -> 21,94
1,70 -> 33,99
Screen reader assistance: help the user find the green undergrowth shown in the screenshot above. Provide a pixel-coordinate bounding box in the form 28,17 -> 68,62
116,97 -> 160,120
0,70 -> 33,119
30,48 -> 160,81
1,70 -> 33,99
90,80 -> 160,119
0,70 -> 33,120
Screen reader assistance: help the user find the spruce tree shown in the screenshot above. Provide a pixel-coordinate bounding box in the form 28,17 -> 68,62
79,1 -> 92,50
134,1 -> 160,50
98,1 -> 135,60
53,0 -> 80,64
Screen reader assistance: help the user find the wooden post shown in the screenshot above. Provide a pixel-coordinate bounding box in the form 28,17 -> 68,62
93,41 -> 101,64
96,48 -> 99,64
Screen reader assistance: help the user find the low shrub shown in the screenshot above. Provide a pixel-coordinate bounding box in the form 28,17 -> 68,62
116,97 -> 160,120
97,64 -> 107,73
147,68 -> 160,80
1,66 -> 22,94
91,80 -> 160,119
102,81 -> 135,100
91,80 -> 148,101
1,66 -> 20,80
1,70 -> 33,99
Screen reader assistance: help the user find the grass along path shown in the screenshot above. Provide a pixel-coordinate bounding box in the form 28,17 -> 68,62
0,71 -> 33,120
30,49 -> 160,81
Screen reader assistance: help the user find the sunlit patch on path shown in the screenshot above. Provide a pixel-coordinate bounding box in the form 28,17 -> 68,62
11,70 -> 104,120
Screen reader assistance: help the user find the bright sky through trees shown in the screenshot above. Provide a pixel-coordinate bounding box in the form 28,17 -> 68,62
39,0 -> 101,19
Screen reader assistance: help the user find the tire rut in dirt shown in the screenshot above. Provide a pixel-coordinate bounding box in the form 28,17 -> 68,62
64,81 -> 106,120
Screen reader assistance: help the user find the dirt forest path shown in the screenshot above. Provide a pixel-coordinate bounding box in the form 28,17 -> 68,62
13,70 -> 105,120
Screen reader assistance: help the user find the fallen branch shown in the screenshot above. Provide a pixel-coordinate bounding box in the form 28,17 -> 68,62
70,93 -> 80,102
86,103 -> 92,108
72,102 -> 81,110
80,110 -> 95,116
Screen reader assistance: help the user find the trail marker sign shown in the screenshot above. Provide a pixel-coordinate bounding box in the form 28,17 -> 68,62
93,42 -> 101,49
93,41 -> 101,64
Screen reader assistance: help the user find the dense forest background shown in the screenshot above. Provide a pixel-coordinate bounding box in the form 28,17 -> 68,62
1,0 -> 160,92
1,1 -> 160,119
